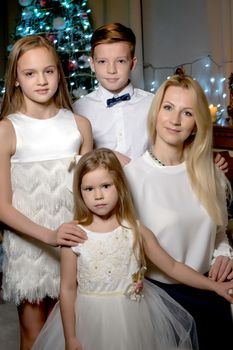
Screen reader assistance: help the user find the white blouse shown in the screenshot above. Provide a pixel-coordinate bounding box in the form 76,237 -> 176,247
124,151 -> 233,284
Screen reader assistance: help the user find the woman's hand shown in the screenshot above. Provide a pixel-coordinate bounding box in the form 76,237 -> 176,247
208,256 -> 233,282
48,221 -> 87,246
214,279 -> 233,303
214,152 -> 228,173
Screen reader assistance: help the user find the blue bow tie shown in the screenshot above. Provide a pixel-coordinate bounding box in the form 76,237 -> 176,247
106,93 -> 131,107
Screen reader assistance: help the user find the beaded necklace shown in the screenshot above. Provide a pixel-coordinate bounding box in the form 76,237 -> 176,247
148,148 -> 166,167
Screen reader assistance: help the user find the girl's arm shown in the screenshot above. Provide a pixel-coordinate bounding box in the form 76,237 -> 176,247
208,223 -> 233,282
209,169 -> 233,281
74,114 -> 93,155
0,120 -> 87,246
214,152 -> 228,173
209,255 -> 233,282
141,224 -> 233,303
60,247 -> 83,350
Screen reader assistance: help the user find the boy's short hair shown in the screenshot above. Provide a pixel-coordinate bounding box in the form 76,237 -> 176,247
91,22 -> 136,58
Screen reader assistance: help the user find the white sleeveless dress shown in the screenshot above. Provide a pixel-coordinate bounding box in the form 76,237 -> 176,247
2,109 -> 82,305
32,225 -> 198,350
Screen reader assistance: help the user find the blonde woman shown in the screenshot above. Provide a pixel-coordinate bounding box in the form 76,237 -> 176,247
125,75 -> 233,349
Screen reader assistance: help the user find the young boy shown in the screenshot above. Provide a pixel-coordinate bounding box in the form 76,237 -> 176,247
73,22 -> 228,170
73,22 -> 154,164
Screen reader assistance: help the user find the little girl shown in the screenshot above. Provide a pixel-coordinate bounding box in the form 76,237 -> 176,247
0,35 -> 92,348
32,148 -> 233,350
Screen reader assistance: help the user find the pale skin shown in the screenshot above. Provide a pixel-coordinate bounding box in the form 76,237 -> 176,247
90,41 -> 228,170
60,166 -> 233,350
151,85 -> 233,282
0,46 -> 91,349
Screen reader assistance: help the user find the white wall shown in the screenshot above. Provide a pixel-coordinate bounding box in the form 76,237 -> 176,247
141,0 -> 233,116
142,0 -> 209,68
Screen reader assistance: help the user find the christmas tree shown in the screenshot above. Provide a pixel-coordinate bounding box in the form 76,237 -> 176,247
5,0 -> 96,100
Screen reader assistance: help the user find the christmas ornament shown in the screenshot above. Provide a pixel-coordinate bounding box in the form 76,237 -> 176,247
85,43 -> 91,51
22,6 -> 34,20
7,44 -> 13,53
77,54 -> 90,69
81,12 -> 88,20
68,59 -> 78,71
72,87 -> 88,98
19,0 -> 32,6
40,0 -> 51,7
53,17 -> 66,30
46,34 -> 56,44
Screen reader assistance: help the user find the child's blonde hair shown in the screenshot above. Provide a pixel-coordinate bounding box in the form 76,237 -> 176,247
73,148 -> 146,266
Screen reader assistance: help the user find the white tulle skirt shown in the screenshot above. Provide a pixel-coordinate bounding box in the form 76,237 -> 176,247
32,280 -> 198,350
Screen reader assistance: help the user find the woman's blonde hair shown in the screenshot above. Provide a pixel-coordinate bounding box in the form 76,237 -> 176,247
0,35 -> 73,119
73,148 -> 146,266
147,74 -> 230,225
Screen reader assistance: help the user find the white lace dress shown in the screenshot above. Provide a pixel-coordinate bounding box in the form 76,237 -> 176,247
32,225 -> 198,350
2,109 -> 81,305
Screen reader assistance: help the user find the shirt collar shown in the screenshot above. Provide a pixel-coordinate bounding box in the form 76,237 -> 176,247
96,82 -> 134,106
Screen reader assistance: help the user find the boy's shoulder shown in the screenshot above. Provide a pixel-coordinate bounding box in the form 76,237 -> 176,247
73,90 -> 97,108
133,87 -> 154,100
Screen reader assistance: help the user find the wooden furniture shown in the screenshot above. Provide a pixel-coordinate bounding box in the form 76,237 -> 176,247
213,124 -> 233,182
213,125 -> 233,150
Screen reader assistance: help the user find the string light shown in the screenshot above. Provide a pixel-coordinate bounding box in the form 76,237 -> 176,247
144,55 -> 233,123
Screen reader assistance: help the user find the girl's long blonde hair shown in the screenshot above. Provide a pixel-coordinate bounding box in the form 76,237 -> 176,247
147,74 -> 230,226
0,35 -> 73,119
73,148 -> 146,266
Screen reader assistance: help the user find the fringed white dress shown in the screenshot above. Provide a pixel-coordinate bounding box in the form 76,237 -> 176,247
32,224 -> 198,350
2,109 -> 81,305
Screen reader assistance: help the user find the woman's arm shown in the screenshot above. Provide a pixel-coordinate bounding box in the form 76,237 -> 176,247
0,120 -> 87,246
60,247 -> 83,350
141,224 -> 233,302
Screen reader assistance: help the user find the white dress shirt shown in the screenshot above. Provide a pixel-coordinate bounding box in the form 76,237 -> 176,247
73,83 -> 154,159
